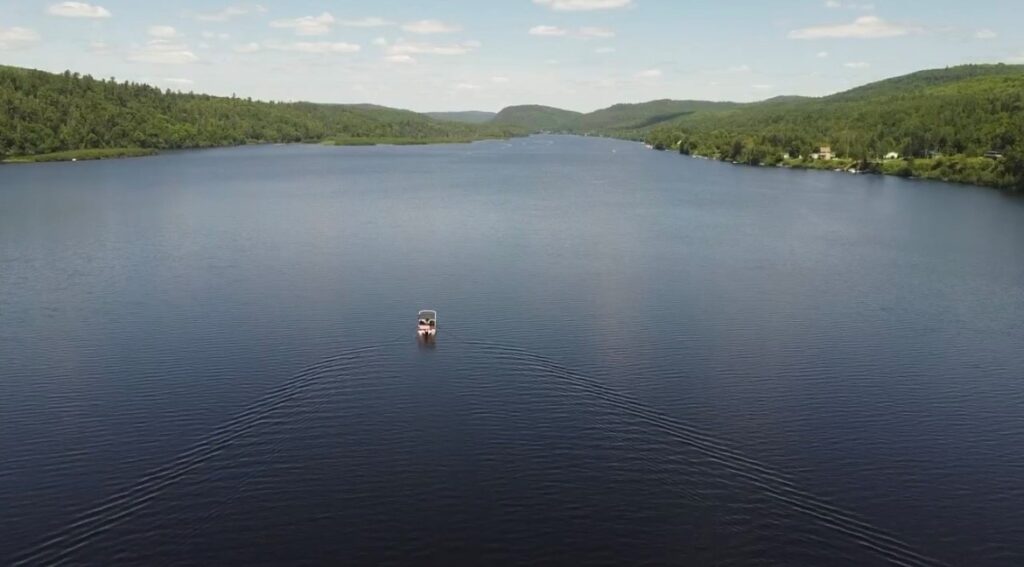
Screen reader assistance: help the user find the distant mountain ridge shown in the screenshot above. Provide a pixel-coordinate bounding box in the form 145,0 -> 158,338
3,62 -> 1020,190
492,105 -> 583,132
486,64 -> 1024,141
481,64 -> 1024,190
425,111 -> 496,124
488,100 -> 739,134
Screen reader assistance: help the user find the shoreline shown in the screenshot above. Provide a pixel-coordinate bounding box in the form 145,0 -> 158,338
5,136 -> 1016,195
1,135 -> 519,165
2,148 -> 159,164
646,144 -> 1019,193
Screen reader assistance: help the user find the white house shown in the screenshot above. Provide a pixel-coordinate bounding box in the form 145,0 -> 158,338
885,151 -> 900,160
811,146 -> 833,161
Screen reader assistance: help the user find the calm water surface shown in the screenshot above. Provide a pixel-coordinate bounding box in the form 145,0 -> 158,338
2,136 -> 1023,565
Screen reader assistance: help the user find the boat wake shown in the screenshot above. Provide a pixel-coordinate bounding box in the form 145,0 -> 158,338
15,337 -> 945,566
460,339 -> 946,567
11,343 -> 392,566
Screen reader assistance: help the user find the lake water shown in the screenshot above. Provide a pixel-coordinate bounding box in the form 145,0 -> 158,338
2,135 -> 1023,566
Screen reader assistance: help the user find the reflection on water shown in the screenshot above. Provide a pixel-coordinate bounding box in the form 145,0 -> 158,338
1,137 -> 1023,565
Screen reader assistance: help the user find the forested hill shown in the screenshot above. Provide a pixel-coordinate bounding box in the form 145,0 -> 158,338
425,111 -> 496,124
487,64 -> 1024,190
489,99 -> 741,134
644,64 -> 1024,190
647,64 -> 1024,160
577,100 -> 741,134
0,65 -> 519,159
492,105 -> 583,132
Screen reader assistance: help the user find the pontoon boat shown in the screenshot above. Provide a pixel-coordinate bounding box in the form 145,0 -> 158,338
417,310 -> 437,337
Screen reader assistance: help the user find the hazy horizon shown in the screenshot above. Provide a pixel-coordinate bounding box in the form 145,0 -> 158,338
1,0 -> 1022,112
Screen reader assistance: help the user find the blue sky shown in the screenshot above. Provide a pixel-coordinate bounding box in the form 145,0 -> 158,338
1,1 -> 1021,111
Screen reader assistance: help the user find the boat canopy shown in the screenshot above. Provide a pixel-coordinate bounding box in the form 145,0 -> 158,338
418,310 -> 437,322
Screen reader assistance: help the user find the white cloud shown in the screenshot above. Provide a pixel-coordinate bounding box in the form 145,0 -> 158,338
265,41 -> 361,54
844,61 -> 870,68
128,40 -> 199,64
789,16 -> 918,39
529,25 -> 615,38
202,31 -> 231,40
270,12 -> 335,36
233,42 -> 261,53
455,83 -> 481,91
752,84 -> 774,90
529,25 -> 568,36
825,1 -> 875,10
635,68 -> 662,78
148,25 -> 178,39
0,27 -> 40,50
47,2 -> 111,18
595,46 -> 616,54
975,29 -> 997,40
339,17 -> 393,28
534,0 -> 632,11
491,76 -> 510,84
372,37 -> 388,46
578,26 -> 615,38
1006,53 -> 1024,64
194,5 -> 266,22
163,78 -> 194,86
817,50 -> 830,58
384,54 -> 416,64
401,20 -> 461,34
386,40 -> 479,56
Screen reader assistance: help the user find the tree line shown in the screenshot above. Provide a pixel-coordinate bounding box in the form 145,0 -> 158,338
0,65 -> 518,158
643,65 -> 1024,191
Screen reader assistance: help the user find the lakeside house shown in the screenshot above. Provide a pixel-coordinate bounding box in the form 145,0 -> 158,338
885,151 -> 900,160
810,146 -> 833,161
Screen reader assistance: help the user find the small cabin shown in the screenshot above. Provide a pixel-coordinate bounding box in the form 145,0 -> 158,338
885,151 -> 900,160
811,146 -> 833,161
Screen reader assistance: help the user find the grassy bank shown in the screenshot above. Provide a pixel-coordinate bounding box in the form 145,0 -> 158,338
2,147 -> 158,164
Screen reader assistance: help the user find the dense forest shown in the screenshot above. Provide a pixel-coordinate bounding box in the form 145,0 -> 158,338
4,63 -> 1023,190
643,65 -> 1024,190
0,65 -> 519,160
491,65 -> 1024,191
492,105 -> 584,132
425,111 -> 497,124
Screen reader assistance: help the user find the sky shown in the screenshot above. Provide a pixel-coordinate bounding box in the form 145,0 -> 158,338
1,0 -> 1022,112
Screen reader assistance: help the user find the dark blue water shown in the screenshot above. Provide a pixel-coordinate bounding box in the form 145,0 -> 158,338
2,136 -> 1023,565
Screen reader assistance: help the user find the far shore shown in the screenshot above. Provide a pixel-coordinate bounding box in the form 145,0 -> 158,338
2,147 -> 158,164
5,137 -> 1016,194
1,136 -> 518,165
